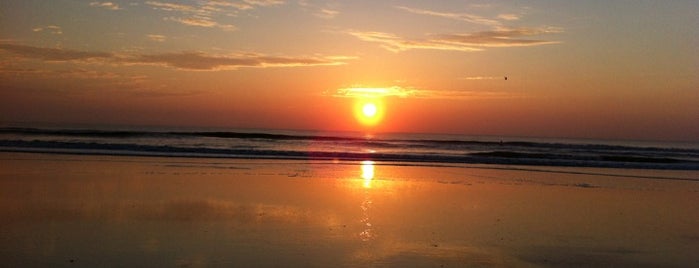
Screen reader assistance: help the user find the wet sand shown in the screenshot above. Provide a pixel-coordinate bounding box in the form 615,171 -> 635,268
1,152 -> 698,267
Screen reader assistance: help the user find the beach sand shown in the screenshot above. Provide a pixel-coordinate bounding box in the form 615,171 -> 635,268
1,152 -> 698,267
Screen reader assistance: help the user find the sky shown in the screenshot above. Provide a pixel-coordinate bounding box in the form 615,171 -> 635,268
0,0 -> 697,141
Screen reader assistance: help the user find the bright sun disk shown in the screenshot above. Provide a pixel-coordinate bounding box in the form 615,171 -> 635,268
362,103 -> 377,117
354,99 -> 384,127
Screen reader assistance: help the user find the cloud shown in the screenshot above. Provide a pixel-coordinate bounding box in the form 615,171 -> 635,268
347,31 -> 482,52
317,8 -> 339,19
200,0 -> 284,11
0,66 -> 120,80
147,0 -> 283,18
204,0 -> 254,10
89,2 -> 122,10
147,34 -> 166,42
0,43 -> 112,61
166,17 -> 237,31
497,13 -> 520,21
0,43 -> 352,71
347,27 -> 560,52
334,86 -> 417,98
388,6 -> 560,52
243,0 -> 284,7
434,27 -> 562,47
169,17 -> 217,27
297,1 -> 338,19
147,1 -> 282,31
130,51 -> 348,70
460,76 -> 503,80
32,25 -> 63,35
330,86 -> 517,100
396,6 -> 501,27
146,1 -> 196,12
417,89 -> 518,99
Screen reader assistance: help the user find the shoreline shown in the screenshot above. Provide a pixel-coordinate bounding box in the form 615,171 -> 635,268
2,150 -> 698,183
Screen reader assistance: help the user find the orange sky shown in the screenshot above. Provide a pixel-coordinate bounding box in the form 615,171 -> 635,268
1,1 -> 697,141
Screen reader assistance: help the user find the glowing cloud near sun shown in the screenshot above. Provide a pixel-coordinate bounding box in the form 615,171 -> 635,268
335,86 -> 416,98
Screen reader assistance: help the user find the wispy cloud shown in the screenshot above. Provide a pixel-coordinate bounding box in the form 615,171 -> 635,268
130,52 -> 347,70
146,1 -> 196,13
146,0 -> 283,31
202,0 -> 284,11
166,16 -> 237,31
243,0 -> 284,7
297,1 -> 338,19
201,0 -> 246,9
398,6 -> 522,26
168,17 -> 217,27
316,8 -> 339,19
147,34 -> 166,42
32,25 -> 63,35
414,89 -> 520,99
497,13 -> 520,21
348,27 -> 560,53
329,86 -> 518,100
460,76 -> 504,80
396,6 -> 501,27
434,27 -> 562,47
0,43 -> 112,61
347,31 -> 482,52
0,43 -> 351,71
89,2 -> 122,10
333,86 -> 417,98
358,5 -> 560,53
0,66 -> 119,80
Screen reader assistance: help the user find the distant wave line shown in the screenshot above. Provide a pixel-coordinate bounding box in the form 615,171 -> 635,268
1,127 -> 695,154
1,140 -> 697,171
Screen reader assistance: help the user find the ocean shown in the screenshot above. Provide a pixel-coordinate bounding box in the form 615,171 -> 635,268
1,126 -> 697,171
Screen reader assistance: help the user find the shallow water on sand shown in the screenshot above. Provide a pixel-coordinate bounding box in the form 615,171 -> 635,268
1,153 -> 698,267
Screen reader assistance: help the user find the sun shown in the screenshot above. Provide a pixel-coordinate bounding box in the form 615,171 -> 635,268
354,99 -> 384,126
362,103 -> 377,117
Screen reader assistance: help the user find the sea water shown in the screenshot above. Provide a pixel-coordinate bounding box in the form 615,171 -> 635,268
1,126 -> 698,171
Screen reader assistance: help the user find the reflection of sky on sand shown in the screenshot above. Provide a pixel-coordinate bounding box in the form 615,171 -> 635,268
1,153 -> 699,267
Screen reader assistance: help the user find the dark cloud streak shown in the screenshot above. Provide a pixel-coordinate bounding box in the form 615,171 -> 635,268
0,43 -> 112,61
434,28 -> 561,47
0,43 -> 349,70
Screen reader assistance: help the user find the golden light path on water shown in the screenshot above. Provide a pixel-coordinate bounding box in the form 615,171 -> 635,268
361,160 -> 375,188
359,160 -> 376,241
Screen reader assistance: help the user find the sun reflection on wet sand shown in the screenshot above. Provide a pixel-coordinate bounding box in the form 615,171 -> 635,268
358,160 -> 376,241
360,160 -> 374,188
